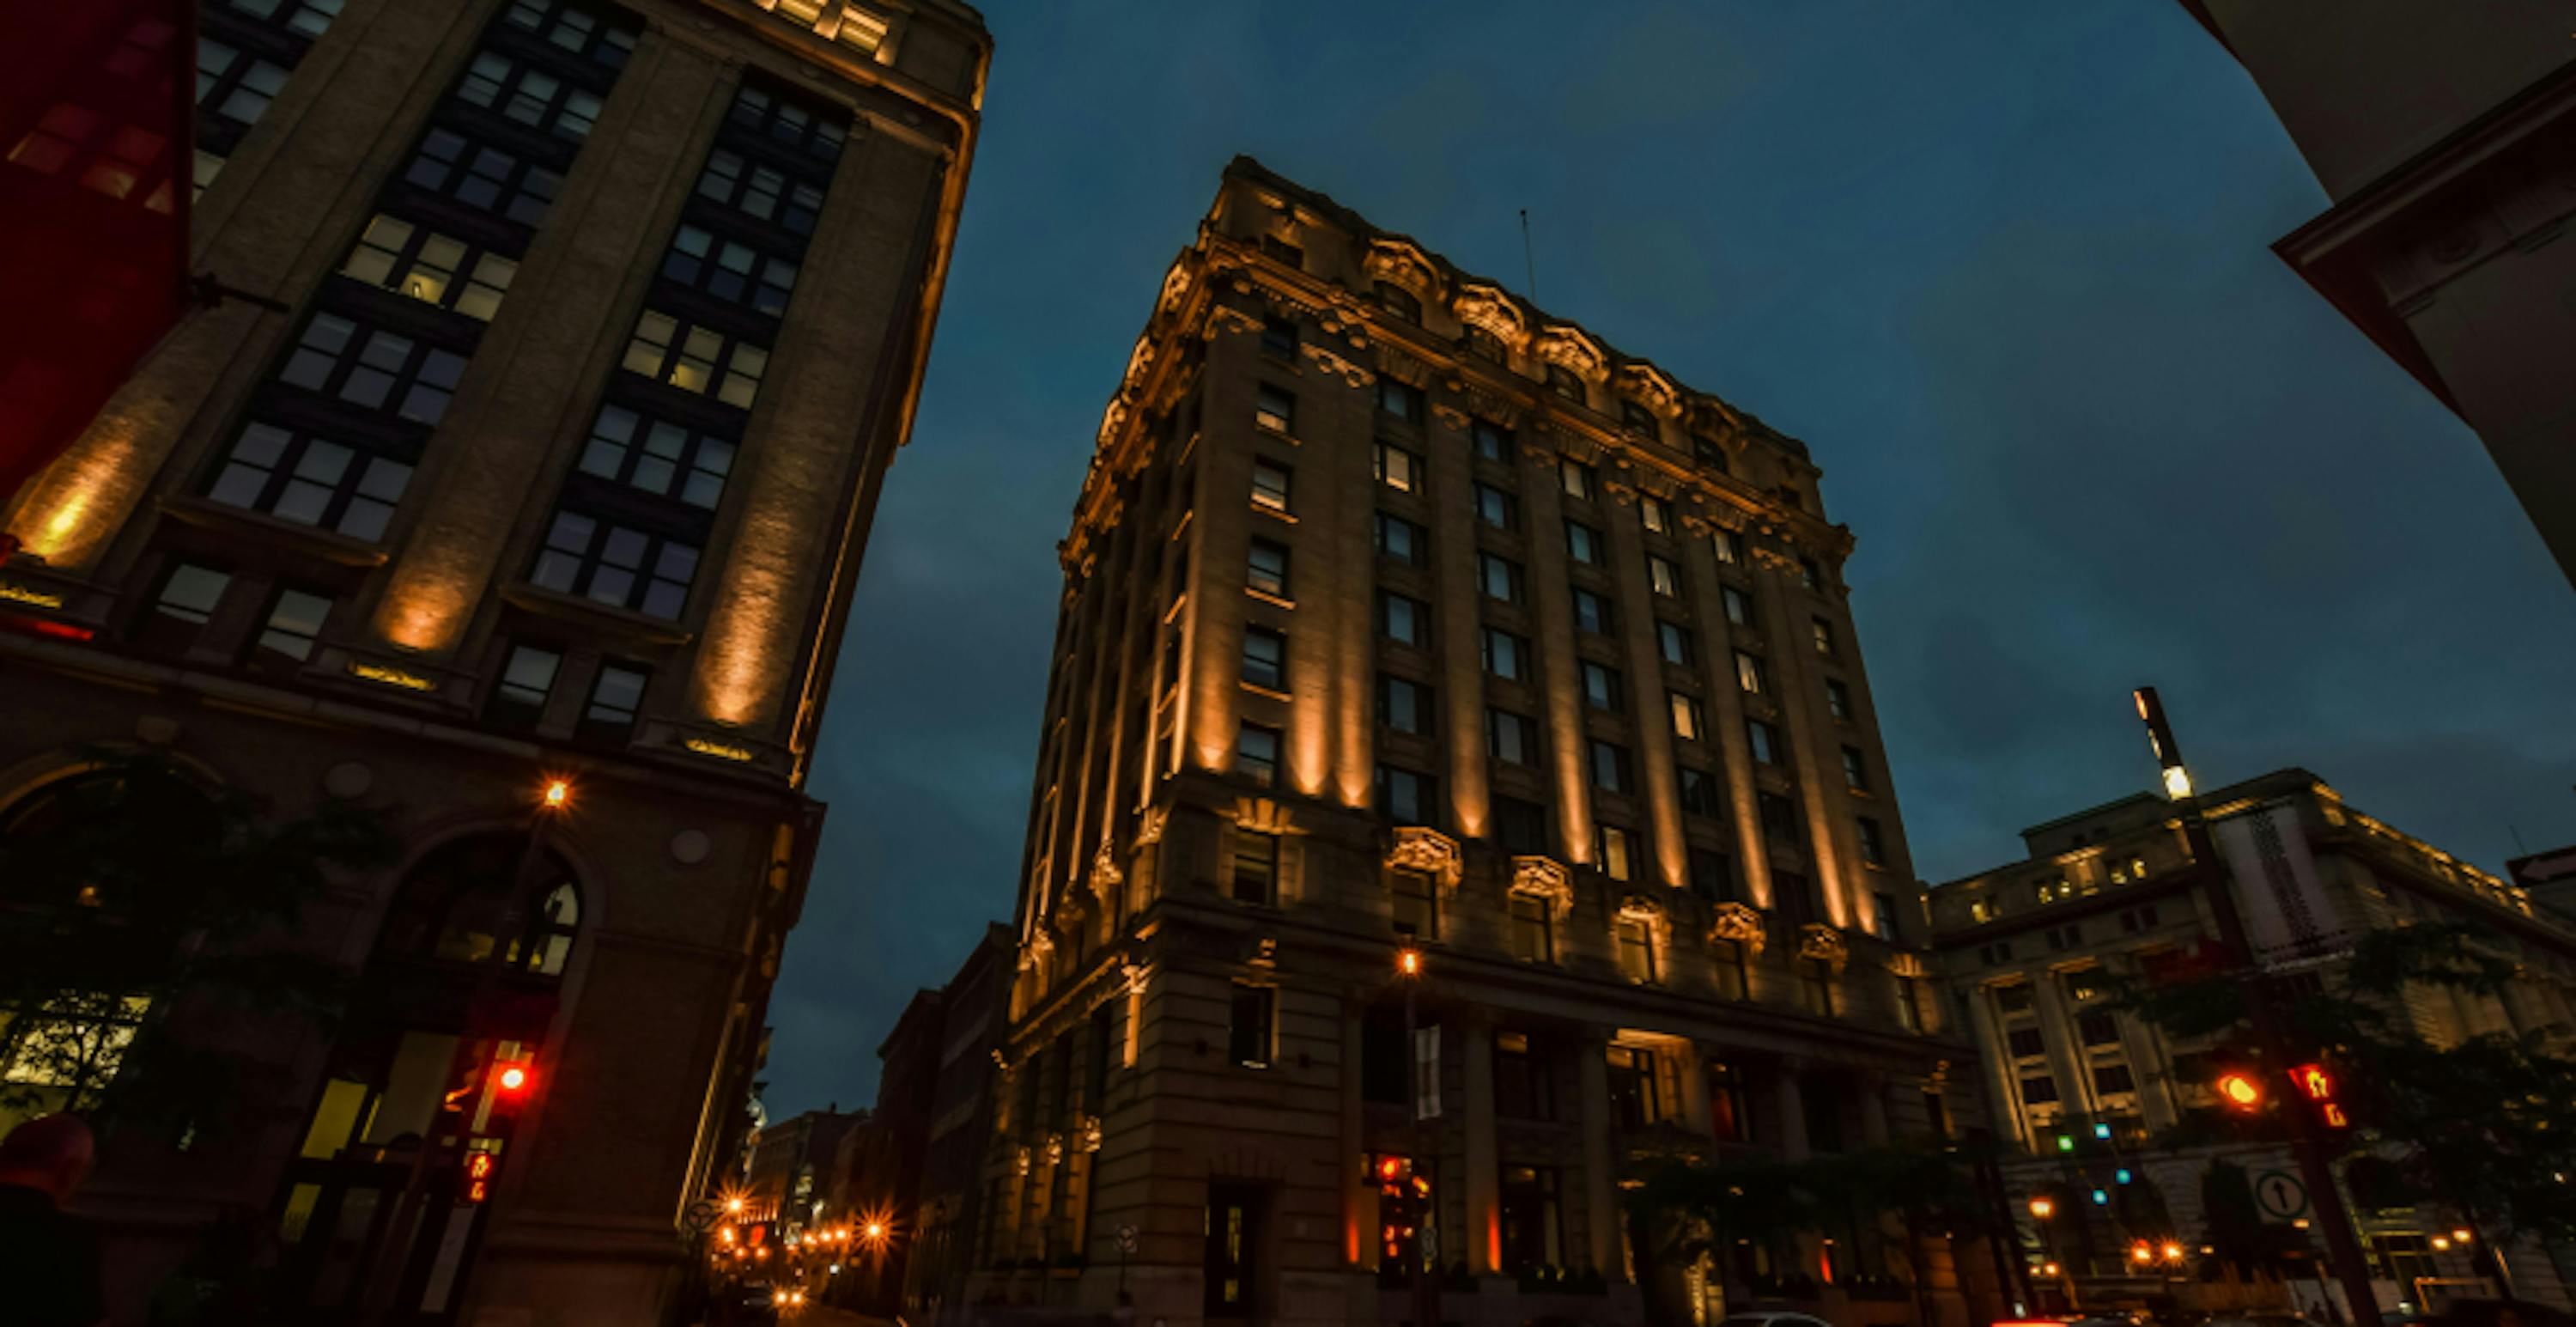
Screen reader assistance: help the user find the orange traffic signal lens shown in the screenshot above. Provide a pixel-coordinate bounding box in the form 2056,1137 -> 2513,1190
1377,1156 -> 1403,1180
2217,1072 -> 2262,1108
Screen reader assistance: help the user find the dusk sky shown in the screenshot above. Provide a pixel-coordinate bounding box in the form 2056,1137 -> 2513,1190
763,1 -> 2576,1116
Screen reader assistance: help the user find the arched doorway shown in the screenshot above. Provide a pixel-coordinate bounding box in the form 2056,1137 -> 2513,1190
274,830 -> 583,1322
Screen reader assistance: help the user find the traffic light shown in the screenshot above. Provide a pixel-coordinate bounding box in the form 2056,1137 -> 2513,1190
459,1148 -> 499,1205
1371,1154 -> 1431,1267
2288,1062 -> 2350,1129
2215,1069 -> 2263,1110
489,1057 -> 536,1120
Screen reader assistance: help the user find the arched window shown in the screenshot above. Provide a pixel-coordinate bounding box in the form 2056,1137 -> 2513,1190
375,833 -> 581,977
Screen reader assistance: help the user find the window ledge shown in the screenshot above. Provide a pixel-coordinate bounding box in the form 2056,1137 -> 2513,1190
499,584 -> 695,647
157,495 -> 392,568
1245,587 -> 1296,610
1255,424 -> 1301,446
1251,504 -> 1297,525
1238,681 -> 1292,703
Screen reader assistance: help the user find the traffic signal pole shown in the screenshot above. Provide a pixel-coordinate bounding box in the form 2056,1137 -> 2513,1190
2132,689 -> 2383,1327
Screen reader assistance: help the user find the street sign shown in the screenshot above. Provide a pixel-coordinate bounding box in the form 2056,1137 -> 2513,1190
1115,1223 -> 1140,1256
683,1199 -> 721,1234
1419,1219 -> 1438,1261
2254,1170 -> 2310,1220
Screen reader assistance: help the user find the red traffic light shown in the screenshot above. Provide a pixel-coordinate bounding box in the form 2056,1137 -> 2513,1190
1375,1154 -> 1406,1182
497,1063 -> 530,1093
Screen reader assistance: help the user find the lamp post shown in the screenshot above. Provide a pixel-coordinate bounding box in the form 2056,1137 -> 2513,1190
2029,1195 -> 2079,1313
1398,947 -> 1437,1327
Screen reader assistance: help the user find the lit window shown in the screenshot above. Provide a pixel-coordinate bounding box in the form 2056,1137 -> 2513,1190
1614,922 -> 1656,986
1648,555 -> 1680,598
1668,692 -> 1704,742
1255,384 -> 1294,434
1250,459 -> 1291,513
1559,457 -> 1594,500
1640,496 -> 1668,533
622,309 -> 767,409
340,214 -> 517,321
1598,826 -> 1633,881
1375,441 -> 1422,493
0,993 -> 153,1108
1735,651 -> 1767,695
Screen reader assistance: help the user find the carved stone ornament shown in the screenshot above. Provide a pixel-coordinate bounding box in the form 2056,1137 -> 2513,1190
1534,325 -> 1607,378
1092,840 -> 1124,894
1136,806 -> 1170,845
1078,1117 -> 1103,1153
1886,951 -> 1929,979
1388,826 -> 1464,891
1617,894 -> 1671,935
1510,856 -> 1576,921
1453,282 -> 1528,344
1299,342 -> 1375,387
1376,346 -> 1434,389
1122,961 -> 1151,995
1364,238 -> 1442,299
1431,404 -> 1472,431
1799,923 -> 1849,968
1053,885 -> 1089,928
1464,385 -> 1522,427
1707,902 -> 1768,952
1205,305 -> 1264,338
1044,1134 -> 1066,1166
1157,258 -> 1194,316
1019,928 -> 1055,971
1013,1145 -> 1031,1177
1620,362 -> 1682,414
1233,797 -> 1295,836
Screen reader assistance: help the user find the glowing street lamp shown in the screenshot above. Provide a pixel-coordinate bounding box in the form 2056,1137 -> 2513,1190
2028,1196 -> 2056,1220
2161,1242 -> 2185,1263
540,777 -> 573,810
1397,947 -> 1422,977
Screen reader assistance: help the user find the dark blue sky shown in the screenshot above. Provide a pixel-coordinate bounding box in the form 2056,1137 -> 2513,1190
764,1 -> 2576,1115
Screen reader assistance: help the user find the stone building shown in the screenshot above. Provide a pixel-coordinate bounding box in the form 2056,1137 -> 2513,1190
2172,2 -> 2576,588
964,158 -> 1983,1327
0,0 -> 987,1321
901,922 -> 1016,1321
1929,766 -> 2576,1316
750,1105 -> 866,1229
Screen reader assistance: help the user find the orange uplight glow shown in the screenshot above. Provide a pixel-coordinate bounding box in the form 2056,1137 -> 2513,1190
2217,1072 -> 2263,1109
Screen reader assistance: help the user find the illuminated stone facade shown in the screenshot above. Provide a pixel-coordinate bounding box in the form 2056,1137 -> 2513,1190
967,159 -> 1982,1327
0,0 -> 985,1321
1930,767 -> 2576,1314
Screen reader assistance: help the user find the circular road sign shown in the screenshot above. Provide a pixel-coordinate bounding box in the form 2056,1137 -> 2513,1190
683,1198 -> 722,1234
2254,1171 -> 2310,1220
1115,1223 -> 1140,1256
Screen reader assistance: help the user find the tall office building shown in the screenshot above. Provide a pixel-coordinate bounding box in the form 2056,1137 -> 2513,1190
1931,767 -> 2576,1314
972,158 -> 1978,1327
2173,2 -> 2576,588
0,0 -> 986,1320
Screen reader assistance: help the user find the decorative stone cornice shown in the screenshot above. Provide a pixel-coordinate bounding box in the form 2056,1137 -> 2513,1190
1043,1133 -> 1065,1166
1431,403 -> 1472,430
1091,840 -> 1123,897
1078,1116 -> 1103,1154
1463,384 -> 1522,426
1299,341 -> 1374,387
1232,797 -> 1298,835
1136,805 -> 1169,845
1205,304 -> 1264,338
1617,892 -> 1672,938
1799,923 -> 1849,968
1707,902 -> 1767,952
1020,928 -> 1055,970
1533,324 -> 1607,378
1388,826 -> 1464,891
1376,344 -> 1434,388
1504,855 -> 1569,915
1886,951 -> 1929,979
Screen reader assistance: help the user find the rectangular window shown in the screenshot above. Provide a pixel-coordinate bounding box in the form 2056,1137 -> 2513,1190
725,80 -> 848,161
1722,585 -> 1753,627
1495,1033 -> 1554,1120
1507,898 -> 1552,965
1842,746 -> 1870,792
275,311 -> 468,425
1798,557 -> 1821,588
1486,709 -> 1539,767
1478,553 -> 1522,603
1734,651 -> 1768,695
248,587 -> 333,668
196,37 -> 291,133
1241,627 -> 1286,691
487,642 -> 560,729
207,420 -> 414,541
1472,420 -> 1513,461
1379,591 -> 1427,647
1580,661 -> 1621,710
1564,520 -> 1603,566
1374,513 -> 1426,566
1494,796 -> 1549,855
1247,539 -> 1289,597
1801,959 -> 1836,1017
2020,1075 -> 2060,1105
1615,921 -> 1657,987
1391,868 -> 1436,940
1689,848 -> 1732,902
1648,555 -> 1681,598
1255,383 -> 1294,434
1713,528 -> 1743,564
1759,790 -> 1801,847
1678,764 -> 1718,817
1668,691 -> 1704,742
1571,587 -> 1613,635
1607,1044 -> 1660,1122
2006,1027 -> 2046,1059
1260,316 -> 1297,358
661,224 -> 799,317
1657,620 -> 1692,666
1377,379 -> 1423,423
1377,765 -> 1434,825
2093,1063 -> 2136,1094
503,0 -> 641,69
1598,825 -> 1633,881
1547,364 -> 1584,404
1589,740 -> 1631,794
135,563 -> 232,655
1378,674 -> 1432,735
1250,459 -> 1291,513
579,660 -> 648,742
1231,828 -> 1279,904
621,308 -> 767,410
402,128 -> 563,226
1826,678 -> 1852,721
1374,440 -> 1422,493
1871,891 -> 1899,940
1376,282 -> 1422,321
1236,722 -> 1280,787
576,404 -> 735,508
1558,457 -> 1593,500
456,46 -> 605,140
1620,399 -> 1656,432
1858,816 -> 1888,867
529,510 -> 699,618
695,149 -> 824,234
1812,617 -> 1837,656
1361,1009 -> 1408,1105
339,214 -> 517,321
1474,482 -> 1517,530
1747,719 -> 1782,765
1228,986 -> 1274,1068
1639,496 -> 1668,533
2078,1010 -> 2122,1048
1480,629 -> 1528,681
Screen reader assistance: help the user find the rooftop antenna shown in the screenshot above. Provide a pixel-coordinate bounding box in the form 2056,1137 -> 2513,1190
1519,208 -> 1537,301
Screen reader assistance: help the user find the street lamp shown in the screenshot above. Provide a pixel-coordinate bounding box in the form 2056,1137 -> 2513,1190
2161,1242 -> 2185,1264
2028,1196 -> 2056,1221
540,776 -> 573,810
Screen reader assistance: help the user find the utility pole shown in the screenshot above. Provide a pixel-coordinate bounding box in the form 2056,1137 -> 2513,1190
1399,946 -> 1438,1327
2130,689 -> 2385,1327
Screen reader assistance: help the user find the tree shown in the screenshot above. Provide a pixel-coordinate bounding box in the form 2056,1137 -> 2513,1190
1818,1141 -> 2002,1327
0,747 -> 398,1135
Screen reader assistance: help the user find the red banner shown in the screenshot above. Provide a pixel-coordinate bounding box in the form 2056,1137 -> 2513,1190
0,0 -> 194,537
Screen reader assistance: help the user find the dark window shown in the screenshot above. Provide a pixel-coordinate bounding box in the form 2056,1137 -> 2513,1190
1747,719 -> 1783,765
1621,399 -> 1656,432
1472,420 -> 1513,462
134,562 -> 232,656
1378,674 -> 1432,735
1499,1166 -> 1564,1275
1507,895 -> 1552,964
1361,1008 -> 1407,1103
1857,817 -> 1888,867
1775,868 -> 1815,926
2020,1075 -> 2059,1105
1377,765 -> 1434,826
1374,513 -> 1426,566
1391,868 -> 1436,940
1250,459 -> 1291,512
528,509 -> 699,618
2093,1064 -> 2136,1094
1377,379 -> 1423,424
1842,746 -> 1871,792
695,149 -> 824,234
726,81 -> 847,162
1241,627 -> 1286,691
2006,1027 -> 2046,1058
1474,482 -> 1517,530
1711,939 -> 1750,1001
1678,765 -> 1719,818
1692,436 -> 1728,473
1374,440 -> 1423,492
207,420 -> 414,541
1546,364 -> 1583,404
1237,722 -> 1280,785
1227,985 -> 1273,1068
1493,796 -> 1550,855
1722,585 -> 1753,627
1375,282 -> 1420,321
1589,740 -> 1631,794
578,661 -> 647,742
501,0 -> 640,69
1607,1045 -> 1659,1125
1486,709 -> 1539,766
1260,316 -> 1297,358
456,46 -> 605,140
273,311 -> 467,424
1710,1062 -> 1752,1139
196,37 -> 291,135
1801,959 -> 1837,1018
1564,520 -> 1604,566
1871,891 -> 1899,940
487,642 -> 561,729
1248,539 -> 1289,597
1812,617 -> 1837,656
1801,1075 -> 1844,1150
1798,557 -> 1821,587
1255,383 -> 1293,434
1479,553 -> 1522,603
1657,620 -> 1693,666
1687,848 -> 1731,901
2079,1011 -> 2122,1048
1463,326 -> 1504,362
1826,678 -> 1852,721
661,224 -> 799,317
1088,1000 -> 1115,1108
576,404 -> 734,508
1572,587 -> 1613,636
1494,1032 -> 1553,1120
1379,591 -> 1427,647
620,308 -> 768,411
1580,661 -> 1621,710
1480,629 -> 1528,681
1231,828 -> 1278,904
1759,790 -> 1801,844
402,128 -> 562,226
248,587 -> 332,669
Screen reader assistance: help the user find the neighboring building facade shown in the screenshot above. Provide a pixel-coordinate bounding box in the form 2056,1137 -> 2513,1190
1930,767 -> 2576,1316
0,0 -> 987,1322
965,158 -> 1982,1327
825,988 -> 945,1314
902,922 -> 1014,1322
750,1105 -> 866,1229
2173,2 -> 2576,587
